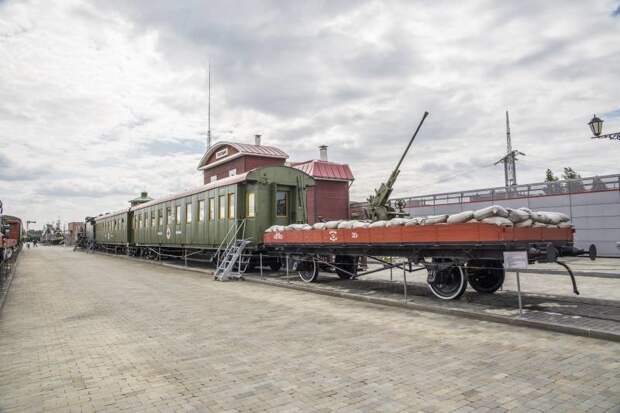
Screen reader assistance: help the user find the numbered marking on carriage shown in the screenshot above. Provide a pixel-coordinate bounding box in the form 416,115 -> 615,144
274,232 -> 284,240
351,231 -> 359,239
328,230 -> 338,242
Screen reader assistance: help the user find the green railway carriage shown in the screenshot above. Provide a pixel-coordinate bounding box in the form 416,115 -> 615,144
94,209 -> 131,246
131,165 -> 315,251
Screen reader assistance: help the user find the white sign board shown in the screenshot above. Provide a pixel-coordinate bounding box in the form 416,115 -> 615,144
503,251 -> 528,270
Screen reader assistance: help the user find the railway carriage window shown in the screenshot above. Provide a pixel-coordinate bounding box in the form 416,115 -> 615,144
228,193 -> 235,219
219,195 -> 226,219
276,191 -> 288,217
246,192 -> 255,218
208,198 -> 215,220
159,210 -> 164,226
198,200 -> 205,222
186,203 -> 192,223
151,213 -> 156,228
167,207 -> 172,224
176,205 -> 181,224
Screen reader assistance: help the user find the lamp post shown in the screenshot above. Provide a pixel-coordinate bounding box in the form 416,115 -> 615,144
589,114 -> 620,140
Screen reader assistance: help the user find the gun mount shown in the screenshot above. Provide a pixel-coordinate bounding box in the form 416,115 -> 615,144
363,111 -> 429,221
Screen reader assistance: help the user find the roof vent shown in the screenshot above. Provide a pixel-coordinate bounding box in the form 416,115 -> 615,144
319,145 -> 328,161
255,134 -> 261,146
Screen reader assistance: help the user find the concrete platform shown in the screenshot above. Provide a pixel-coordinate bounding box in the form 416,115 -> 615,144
1,246 -> 620,412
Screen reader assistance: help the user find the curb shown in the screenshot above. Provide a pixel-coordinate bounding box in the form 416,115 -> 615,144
243,276 -> 620,343
87,250 -> 620,343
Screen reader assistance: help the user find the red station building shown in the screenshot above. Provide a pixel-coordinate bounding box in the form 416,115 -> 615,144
196,137 -> 354,224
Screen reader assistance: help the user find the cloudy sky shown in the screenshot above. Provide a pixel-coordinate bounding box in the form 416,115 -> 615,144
1,0 -> 619,227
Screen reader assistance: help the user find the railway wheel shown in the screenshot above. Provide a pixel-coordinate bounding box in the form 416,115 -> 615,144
298,259 -> 319,283
466,259 -> 505,294
334,255 -> 358,280
427,260 -> 467,300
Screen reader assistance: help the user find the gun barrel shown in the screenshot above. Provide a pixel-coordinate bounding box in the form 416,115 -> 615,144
393,111 -> 429,173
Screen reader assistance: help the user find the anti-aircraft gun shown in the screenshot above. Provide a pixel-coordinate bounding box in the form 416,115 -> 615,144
363,111 -> 429,221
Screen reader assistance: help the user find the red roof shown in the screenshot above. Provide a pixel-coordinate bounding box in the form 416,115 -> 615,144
290,160 -> 354,181
197,141 -> 288,170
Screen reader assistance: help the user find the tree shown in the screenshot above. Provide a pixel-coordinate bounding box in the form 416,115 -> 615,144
562,167 -> 581,180
545,169 -> 558,182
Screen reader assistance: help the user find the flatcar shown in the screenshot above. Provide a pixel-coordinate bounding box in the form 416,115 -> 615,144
264,222 -> 591,300
89,165 -> 315,264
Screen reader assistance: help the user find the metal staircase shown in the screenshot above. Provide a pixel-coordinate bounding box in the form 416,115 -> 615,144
214,220 -> 251,281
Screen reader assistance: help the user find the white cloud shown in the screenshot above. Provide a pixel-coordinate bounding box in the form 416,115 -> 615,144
0,0 -> 619,226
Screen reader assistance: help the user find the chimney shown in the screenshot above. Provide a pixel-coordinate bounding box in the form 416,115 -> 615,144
319,145 -> 328,161
255,134 -> 261,146
141,191 -> 148,198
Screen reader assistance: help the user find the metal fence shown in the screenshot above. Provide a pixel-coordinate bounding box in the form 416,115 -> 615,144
392,174 -> 620,208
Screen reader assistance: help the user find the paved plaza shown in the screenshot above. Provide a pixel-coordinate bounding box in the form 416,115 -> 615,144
1,247 -> 619,412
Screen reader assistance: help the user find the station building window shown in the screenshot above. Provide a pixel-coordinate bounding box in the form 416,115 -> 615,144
208,198 -> 215,220
229,169 -> 236,177
228,193 -> 235,219
276,191 -> 288,217
176,206 -> 181,224
210,175 -> 217,183
186,203 -> 192,223
246,192 -> 255,218
219,195 -> 226,219
198,200 -> 205,222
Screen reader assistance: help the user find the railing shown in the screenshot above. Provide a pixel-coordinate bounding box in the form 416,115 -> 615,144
381,174 -> 620,209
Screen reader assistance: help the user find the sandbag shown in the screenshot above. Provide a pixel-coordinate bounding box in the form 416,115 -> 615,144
404,218 -> 420,226
466,219 -> 479,223
352,221 -> 370,229
506,208 -> 530,223
515,219 -> 533,228
369,220 -> 387,228
532,222 -> 547,228
519,207 -> 532,213
325,220 -> 343,229
473,205 -> 509,220
447,210 -> 474,224
558,222 -> 572,228
481,216 -> 513,226
539,211 -> 570,224
312,223 -> 326,230
421,214 -> 448,225
337,220 -> 359,229
530,212 -> 553,224
386,218 -> 409,227
287,223 -> 311,231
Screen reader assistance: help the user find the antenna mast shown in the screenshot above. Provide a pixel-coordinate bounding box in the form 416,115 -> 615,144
207,63 -> 212,149
494,110 -> 525,188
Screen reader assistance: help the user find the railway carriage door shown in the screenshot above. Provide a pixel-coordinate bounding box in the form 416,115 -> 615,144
273,187 -> 291,226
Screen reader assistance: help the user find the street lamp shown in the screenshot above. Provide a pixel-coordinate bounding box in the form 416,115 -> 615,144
589,114 -> 620,140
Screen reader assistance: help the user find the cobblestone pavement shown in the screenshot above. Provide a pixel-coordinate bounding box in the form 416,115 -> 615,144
1,247 -> 620,413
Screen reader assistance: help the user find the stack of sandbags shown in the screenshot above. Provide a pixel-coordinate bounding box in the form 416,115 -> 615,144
265,206 -> 572,233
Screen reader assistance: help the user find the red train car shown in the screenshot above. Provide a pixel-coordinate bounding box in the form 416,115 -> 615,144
264,222 -> 590,300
